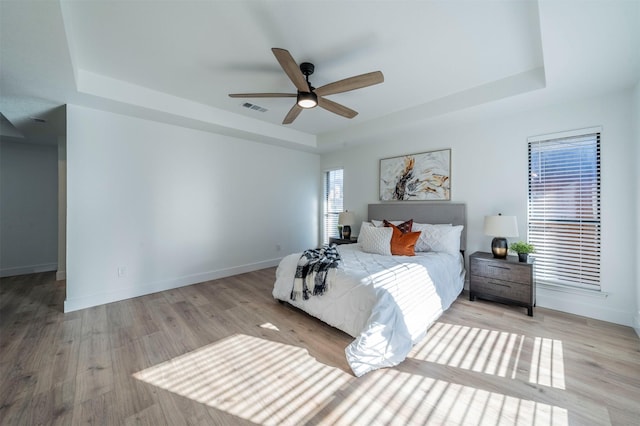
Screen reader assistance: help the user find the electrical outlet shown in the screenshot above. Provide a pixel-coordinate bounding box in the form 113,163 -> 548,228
275,244 -> 281,252
117,266 -> 127,277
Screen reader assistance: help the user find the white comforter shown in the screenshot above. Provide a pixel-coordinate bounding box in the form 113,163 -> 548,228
272,244 -> 465,376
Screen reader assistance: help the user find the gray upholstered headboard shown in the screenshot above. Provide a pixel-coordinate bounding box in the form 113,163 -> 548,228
368,203 -> 466,251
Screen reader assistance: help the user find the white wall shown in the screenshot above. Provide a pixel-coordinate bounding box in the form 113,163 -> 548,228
57,138 -> 67,281
321,89 -> 637,327
65,105 -> 320,312
0,138 -> 59,276
634,82 -> 640,336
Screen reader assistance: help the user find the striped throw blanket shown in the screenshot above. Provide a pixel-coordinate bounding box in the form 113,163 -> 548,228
291,244 -> 341,301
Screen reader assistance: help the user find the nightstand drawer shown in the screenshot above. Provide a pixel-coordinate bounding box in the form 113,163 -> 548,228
470,259 -> 531,283
470,276 -> 531,303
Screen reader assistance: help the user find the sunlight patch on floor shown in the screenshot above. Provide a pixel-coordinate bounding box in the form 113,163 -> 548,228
133,334 -> 351,425
321,369 -> 569,425
410,323 -> 523,377
530,337 -> 566,389
410,323 -> 566,389
134,333 -> 569,425
259,322 -> 280,331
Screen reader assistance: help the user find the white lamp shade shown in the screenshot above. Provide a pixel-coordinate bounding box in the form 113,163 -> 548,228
338,211 -> 355,226
484,215 -> 519,238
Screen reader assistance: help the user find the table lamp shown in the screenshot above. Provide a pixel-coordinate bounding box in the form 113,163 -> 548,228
484,214 -> 518,259
338,211 -> 355,240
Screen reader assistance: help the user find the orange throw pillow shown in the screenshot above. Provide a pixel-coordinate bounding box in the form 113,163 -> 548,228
389,225 -> 421,256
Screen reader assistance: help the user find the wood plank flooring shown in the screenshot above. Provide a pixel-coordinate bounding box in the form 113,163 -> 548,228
1,270 -> 639,425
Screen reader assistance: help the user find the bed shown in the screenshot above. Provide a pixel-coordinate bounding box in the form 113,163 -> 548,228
272,203 -> 466,376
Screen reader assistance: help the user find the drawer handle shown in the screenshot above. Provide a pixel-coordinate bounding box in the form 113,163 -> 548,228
489,281 -> 511,288
488,265 -> 510,271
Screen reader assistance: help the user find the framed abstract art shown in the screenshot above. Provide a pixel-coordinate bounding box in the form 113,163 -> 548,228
379,149 -> 451,201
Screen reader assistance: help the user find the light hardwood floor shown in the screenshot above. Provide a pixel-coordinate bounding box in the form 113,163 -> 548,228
1,270 -> 639,425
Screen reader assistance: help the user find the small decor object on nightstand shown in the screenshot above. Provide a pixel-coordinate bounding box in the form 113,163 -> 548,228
509,241 -> 535,262
338,211 -> 355,240
483,214 -> 518,259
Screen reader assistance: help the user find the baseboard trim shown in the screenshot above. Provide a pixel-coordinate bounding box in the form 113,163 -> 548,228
63,258 -> 281,313
0,263 -> 58,278
56,270 -> 66,281
634,312 -> 640,339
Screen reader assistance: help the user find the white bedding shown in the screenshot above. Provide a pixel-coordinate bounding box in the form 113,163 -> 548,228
272,244 -> 465,376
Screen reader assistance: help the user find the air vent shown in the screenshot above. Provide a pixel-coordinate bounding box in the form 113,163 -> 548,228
241,102 -> 268,113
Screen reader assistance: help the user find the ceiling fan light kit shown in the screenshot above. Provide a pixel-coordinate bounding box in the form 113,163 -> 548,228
229,48 -> 384,124
297,92 -> 317,108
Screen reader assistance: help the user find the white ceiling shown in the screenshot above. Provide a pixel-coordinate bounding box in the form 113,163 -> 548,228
1,0 -> 638,152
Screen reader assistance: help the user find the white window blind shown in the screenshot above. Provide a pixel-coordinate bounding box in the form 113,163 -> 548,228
528,130 -> 601,291
323,169 -> 343,244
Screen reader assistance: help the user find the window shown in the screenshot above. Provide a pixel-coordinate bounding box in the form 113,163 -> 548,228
323,169 -> 343,244
528,128 -> 601,291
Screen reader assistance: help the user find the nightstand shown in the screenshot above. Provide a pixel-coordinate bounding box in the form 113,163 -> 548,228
329,237 -> 357,245
469,251 -> 535,316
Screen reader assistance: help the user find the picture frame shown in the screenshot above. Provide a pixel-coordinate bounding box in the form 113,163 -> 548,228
379,149 -> 451,201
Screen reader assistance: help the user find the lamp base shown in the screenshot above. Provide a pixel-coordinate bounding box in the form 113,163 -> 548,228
342,225 -> 351,240
491,237 -> 508,259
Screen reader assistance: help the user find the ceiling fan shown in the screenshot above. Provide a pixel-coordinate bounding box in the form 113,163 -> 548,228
229,48 -> 384,124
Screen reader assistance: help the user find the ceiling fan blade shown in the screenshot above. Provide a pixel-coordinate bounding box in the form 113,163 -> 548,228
283,104 -> 303,124
229,93 -> 296,98
272,48 -> 309,93
318,97 -> 358,119
315,71 -> 384,97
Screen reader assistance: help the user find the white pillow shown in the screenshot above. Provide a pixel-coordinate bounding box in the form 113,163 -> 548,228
358,221 -> 373,238
414,223 -> 462,254
412,223 -> 451,252
359,225 -> 393,256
